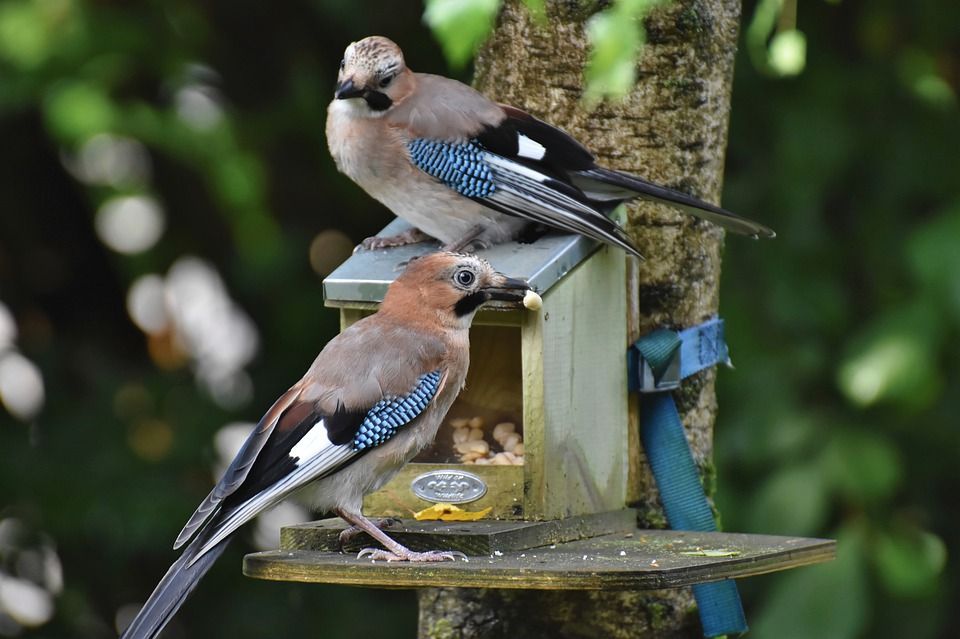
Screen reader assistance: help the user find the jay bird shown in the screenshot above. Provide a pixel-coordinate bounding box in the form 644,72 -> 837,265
326,36 -> 775,259
120,252 -> 540,639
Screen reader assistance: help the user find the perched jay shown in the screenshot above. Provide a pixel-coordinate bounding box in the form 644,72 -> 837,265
326,36 -> 775,258
120,253 -> 539,639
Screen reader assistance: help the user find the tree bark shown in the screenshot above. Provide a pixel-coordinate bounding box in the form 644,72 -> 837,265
418,0 -> 739,636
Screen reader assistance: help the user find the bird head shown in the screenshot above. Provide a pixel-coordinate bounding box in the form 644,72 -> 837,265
333,36 -> 412,115
382,252 -> 541,328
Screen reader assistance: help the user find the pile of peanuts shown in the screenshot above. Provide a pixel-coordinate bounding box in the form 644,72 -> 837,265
450,417 -> 524,465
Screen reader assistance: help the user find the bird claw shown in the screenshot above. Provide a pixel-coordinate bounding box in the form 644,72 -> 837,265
358,228 -> 432,251
356,547 -> 467,563
338,517 -> 401,550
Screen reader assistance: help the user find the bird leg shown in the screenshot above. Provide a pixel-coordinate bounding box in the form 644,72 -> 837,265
336,509 -> 465,562
440,224 -> 489,253
337,516 -> 401,550
359,227 -> 432,251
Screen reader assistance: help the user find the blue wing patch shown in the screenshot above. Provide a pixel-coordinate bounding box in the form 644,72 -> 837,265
352,370 -> 443,451
407,139 -> 496,198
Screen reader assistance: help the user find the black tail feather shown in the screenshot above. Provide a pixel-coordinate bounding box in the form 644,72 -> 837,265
120,536 -> 231,639
573,167 -> 776,239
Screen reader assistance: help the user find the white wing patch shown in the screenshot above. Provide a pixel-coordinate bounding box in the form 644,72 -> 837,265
289,419 -> 332,463
483,153 -> 550,183
190,443 -> 357,563
516,133 -> 546,161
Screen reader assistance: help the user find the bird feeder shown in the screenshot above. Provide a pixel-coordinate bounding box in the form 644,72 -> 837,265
244,220 -> 834,597
322,219 -> 629,525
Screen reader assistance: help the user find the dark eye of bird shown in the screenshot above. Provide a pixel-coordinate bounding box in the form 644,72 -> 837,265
339,59 -> 345,70
379,75 -> 393,88
455,269 -> 475,287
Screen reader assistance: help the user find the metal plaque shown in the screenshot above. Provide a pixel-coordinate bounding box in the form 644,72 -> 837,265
411,470 -> 488,504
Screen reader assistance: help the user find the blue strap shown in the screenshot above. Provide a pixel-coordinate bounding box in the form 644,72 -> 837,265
633,317 -> 747,637
628,317 -> 729,392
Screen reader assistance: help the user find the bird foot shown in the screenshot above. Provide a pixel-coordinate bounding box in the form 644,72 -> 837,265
439,224 -> 489,254
338,517 -> 401,550
358,228 -> 432,251
357,547 -> 467,562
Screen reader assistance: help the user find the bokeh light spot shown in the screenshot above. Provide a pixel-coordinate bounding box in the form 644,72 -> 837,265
0,302 -> 16,350
113,384 -> 154,421
0,575 -> 54,627
0,352 -> 45,420
769,29 -> 806,76
127,419 -> 174,462
126,274 -> 169,335
309,229 -> 355,277
175,85 -> 224,130
95,195 -> 166,255
65,133 -> 152,188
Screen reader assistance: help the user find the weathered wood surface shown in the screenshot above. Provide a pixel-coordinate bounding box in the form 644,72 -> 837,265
280,511 -> 636,556
244,529 -> 835,590
528,245 -> 629,519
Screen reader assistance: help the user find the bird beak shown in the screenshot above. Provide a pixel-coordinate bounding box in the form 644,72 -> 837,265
485,276 -> 542,311
335,78 -> 364,100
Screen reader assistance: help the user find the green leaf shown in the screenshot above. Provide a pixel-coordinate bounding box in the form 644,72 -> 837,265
679,549 -> 741,557
423,0 -> 501,69
836,305 -> 942,409
907,205 -> 960,317
746,462 -> 829,536
750,524 -> 870,639
43,81 -> 116,142
521,0 -> 546,23
873,525 -> 947,599
822,431 -> 902,504
583,0 -> 671,104
584,9 -> 640,104
768,29 -> 806,76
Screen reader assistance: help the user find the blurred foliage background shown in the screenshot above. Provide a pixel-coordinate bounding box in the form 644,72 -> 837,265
0,0 -> 957,637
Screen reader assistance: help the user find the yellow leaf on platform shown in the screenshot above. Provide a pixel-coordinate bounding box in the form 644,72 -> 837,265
413,503 -> 492,521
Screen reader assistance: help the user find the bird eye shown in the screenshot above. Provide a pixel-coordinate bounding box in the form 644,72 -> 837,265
379,74 -> 393,88
454,269 -> 475,287
339,59 -> 345,70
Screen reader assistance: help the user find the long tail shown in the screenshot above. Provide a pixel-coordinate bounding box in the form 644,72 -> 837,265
571,167 -> 776,239
120,535 -> 231,639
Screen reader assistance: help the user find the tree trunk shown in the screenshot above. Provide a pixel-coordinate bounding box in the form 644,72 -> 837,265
418,0 -> 739,636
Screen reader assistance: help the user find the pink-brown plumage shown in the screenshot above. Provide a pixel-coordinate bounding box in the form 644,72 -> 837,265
121,252 -> 535,639
326,36 -> 774,255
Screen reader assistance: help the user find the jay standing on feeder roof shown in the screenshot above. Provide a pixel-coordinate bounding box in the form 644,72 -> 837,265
326,36 -> 775,259
120,253 -> 542,639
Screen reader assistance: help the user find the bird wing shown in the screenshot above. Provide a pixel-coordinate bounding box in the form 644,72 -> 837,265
175,318 -> 448,558
173,386 -> 301,549
187,368 -> 445,561
405,129 -> 641,256
391,73 -> 506,139
401,95 -> 772,247
390,78 -> 639,253
493,105 -> 775,239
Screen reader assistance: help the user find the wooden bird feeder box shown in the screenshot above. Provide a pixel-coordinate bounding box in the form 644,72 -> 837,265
322,219 -> 629,525
244,220 -> 835,594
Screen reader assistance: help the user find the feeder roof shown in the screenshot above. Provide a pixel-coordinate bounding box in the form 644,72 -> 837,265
323,219 -> 600,307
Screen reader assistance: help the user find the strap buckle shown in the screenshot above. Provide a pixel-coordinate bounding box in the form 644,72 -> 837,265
628,318 -> 730,393
637,346 -> 682,392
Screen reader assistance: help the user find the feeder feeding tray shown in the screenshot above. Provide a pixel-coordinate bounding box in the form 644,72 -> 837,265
244,514 -> 835,591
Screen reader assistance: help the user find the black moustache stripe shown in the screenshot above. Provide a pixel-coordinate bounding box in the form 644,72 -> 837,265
454,291 -> 489,317
364,91 -> 392,111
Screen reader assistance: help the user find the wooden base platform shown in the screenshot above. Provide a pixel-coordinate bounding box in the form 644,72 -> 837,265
243,516 -> 835,591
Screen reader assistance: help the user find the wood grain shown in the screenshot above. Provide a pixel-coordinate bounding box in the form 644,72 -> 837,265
245,528 -> 835,591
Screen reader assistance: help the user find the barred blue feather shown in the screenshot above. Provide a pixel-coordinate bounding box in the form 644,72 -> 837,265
353,369 -> 443,450
407,139 -> 496,198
